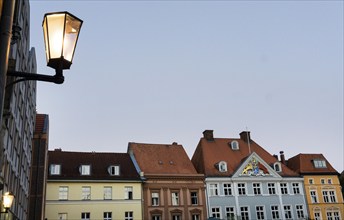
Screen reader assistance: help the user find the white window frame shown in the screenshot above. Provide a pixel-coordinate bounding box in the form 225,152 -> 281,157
225,206 -> 235,220
256,205 -> 265,220
296,205 -> 305,219
268,183 -> 276,195
310,190 -> 318,203
125,211 -> 133,220
219,161 -> 227,172
80,165 -> 91,175
59,186 -> 68,200
191,191 -> 198,205
104,212 -> 112,220
50,164 -> 61,175
171,192 -> 179,206
209,183 -> 219,196
280,183 -> 288,194
253,182 -> 262,195
240,206 -> 249,220
283,205 -> 293,220
81,212 -> 90,220
211,207 -> 221,219
237,183 -> 246,195
271,205 -> 280,220
108,165 -> 120,176
223,183 -> 232,196
125,186 -> 133,200
82,186 -> 91,200
58,213 -> 67,220
292,183 -> 300,194
104,186 -> 112,200
152,192 -> 159,206
231,141 -> 239,150
313,159 -> 326,168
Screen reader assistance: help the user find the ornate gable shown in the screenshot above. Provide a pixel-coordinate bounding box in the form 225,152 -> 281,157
232,152 -> 281,178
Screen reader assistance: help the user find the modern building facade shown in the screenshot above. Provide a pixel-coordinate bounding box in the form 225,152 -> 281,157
0,0 -> 37,219
29,114 -> 49,220
192,130 -> 308,220
128,142 -> 207,220
45,149 -> 143,220
287,153 -> 343,220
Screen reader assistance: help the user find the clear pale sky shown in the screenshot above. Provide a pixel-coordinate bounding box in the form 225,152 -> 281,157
30,1 -> 343,172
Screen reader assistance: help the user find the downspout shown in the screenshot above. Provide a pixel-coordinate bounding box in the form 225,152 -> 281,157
0,0 -> 16,127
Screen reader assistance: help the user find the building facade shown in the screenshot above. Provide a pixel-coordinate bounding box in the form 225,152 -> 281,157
128,142 -> 207,220
0,0 -> 37,219
288,154 -> 343,220
28,114 -> 49,220
45,149 -> 143,220
192,130 -> 308,220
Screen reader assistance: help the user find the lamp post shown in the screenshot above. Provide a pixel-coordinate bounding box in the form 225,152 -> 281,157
7,11 -> 83,85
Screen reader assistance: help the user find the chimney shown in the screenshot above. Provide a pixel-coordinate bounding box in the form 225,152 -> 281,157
203,130 -> 214,141
280,151 -> 286,164
239,131 -> 251,143
273,154 -> 278,160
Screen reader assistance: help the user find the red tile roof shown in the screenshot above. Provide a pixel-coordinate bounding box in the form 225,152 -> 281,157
192,132 -> 299,177
128,142 -> 199,175
35,114 -> 48,134
48,150 -> 141,181
287,153 -> 338,174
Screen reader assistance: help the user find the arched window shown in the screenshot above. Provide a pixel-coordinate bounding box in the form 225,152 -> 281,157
274,162 -> 281,172
230,141 -> 239,150
218,161 -> 227,172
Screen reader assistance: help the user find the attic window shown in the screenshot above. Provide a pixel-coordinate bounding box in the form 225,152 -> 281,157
80,165 -> 91,175
217,161 -> 227,172
313,159 -> 326,168
50,164 -> 61,175
230,141 -> 239,150
273,162 -> 282,172
108,165 -> 120,176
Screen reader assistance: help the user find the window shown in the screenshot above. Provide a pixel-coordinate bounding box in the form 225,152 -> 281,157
280,183 -> 288,194
313,159 -> 326,168
274,162 -> 281,172
172,214 -> 181,220
218,161 -> 227,172
223,183 -> 232,196
240,206 -> 249,220
104,186 -> 112,200
309,178 -> 314,184
231,141 -> 239,150
209,183 -> 218,196
268,183 -> 276,195
238,183 -> 246,195
256,206 -> 265,220
326,209 -> 341,220
171,192 -> 179,206
125,186 -> 133,200
191,214 -> 200,220
321,179 -> 325,184
211,207 -> 221,218
323,190 -> 336,203
296,205 -> 305,219
191,192 -> 198,205
271,206 -> 280,219
58,213 -> 67,220
152,215 -> 161,220
125,211 -> 133,220
50,164 -> 61,175
225,207 -> 235,220
108,165 -> 120,176
292,183 -> 300,194
82,187 -> 91,200
104,212 -> 112,220
253,183 -> 261,195
283,205 -> 292,219
80,165 -> 91,175
59,186 -> 68,200
81,212 -> 90,220
310,190 -> 318,203
152,192 -> 159,206
328,178 -> 332,184
314,211 -> 321,220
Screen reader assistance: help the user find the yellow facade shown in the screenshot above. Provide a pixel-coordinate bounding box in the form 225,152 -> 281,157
45,181 -> 143,220
304,175 -> 344,220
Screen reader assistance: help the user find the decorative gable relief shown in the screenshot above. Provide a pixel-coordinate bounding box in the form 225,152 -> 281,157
241,156 -> 270,176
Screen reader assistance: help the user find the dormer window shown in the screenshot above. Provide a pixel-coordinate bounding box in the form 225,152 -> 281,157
50,164 -> 61,175
313,159 -> 326,168
80,165 -> 91,175
230,141 -> 239,150
273,162 -> 282,172
217,161 -> 227,172
108,165 -> 120,176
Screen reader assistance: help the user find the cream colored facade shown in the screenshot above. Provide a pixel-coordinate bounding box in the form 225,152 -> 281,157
304,175 -> 344,220
45,181 -> 143,220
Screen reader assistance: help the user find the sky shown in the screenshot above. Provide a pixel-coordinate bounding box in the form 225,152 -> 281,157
29,1 -> 343,172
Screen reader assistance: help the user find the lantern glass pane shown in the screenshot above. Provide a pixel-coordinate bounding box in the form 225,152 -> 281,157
63,14 -> 82,62
3,193 -> 14,208
43,18 -> 49,63
46,13 -> 65,59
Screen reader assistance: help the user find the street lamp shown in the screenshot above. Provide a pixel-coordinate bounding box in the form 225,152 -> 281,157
7,11 -> 83,85
2,192 -> 14,213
